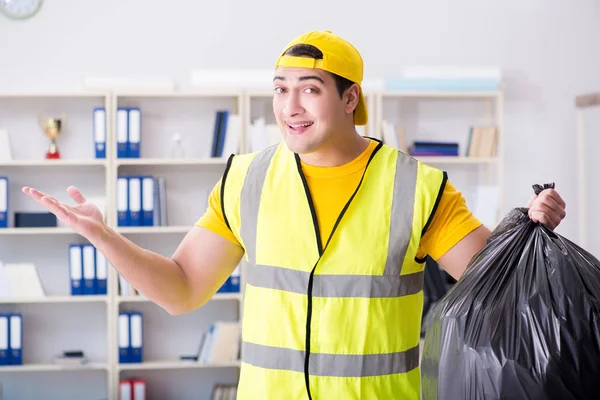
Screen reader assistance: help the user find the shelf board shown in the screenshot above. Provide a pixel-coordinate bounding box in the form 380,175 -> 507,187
118,360 -> 241,371
116,226 -> 191,234
0,362 -> 109,372
115,158 -> 228,166
0,159 -> 107,167
0,92 -> 108,99
113,89 -> 242,98
413,156 -> 499,164
0,227 -> 79,235
118,292 -> 241,303
0,295 -> 108,304
383,90 -> 501,98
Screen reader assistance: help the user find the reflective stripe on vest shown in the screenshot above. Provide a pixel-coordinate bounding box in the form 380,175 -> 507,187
242,340 -> 420,377
245,263 -> 424,298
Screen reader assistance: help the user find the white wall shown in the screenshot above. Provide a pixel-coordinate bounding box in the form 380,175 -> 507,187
1,0 -> 600,242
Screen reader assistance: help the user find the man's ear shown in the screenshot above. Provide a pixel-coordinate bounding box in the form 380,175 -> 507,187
344,84 -> 360,114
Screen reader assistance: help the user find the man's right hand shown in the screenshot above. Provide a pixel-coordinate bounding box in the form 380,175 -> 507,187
22,186 -> 106,240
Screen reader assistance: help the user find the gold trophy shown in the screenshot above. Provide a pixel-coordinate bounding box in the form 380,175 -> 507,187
39,115 -> 66,159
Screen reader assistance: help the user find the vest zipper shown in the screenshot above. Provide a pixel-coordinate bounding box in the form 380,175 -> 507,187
293,140 -> 383,399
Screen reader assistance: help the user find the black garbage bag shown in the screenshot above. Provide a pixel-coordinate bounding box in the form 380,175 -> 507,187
421,184 -> 600,400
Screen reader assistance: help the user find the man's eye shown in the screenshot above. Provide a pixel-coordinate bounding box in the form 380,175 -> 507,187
304,87 -> 318,94
274,87 -> 284,94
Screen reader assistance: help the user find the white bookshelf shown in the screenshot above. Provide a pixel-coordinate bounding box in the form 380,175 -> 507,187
0,86 -> 504,399
0,89 -> 246,400
0,91 -> 112,400
107,89 -> 245,400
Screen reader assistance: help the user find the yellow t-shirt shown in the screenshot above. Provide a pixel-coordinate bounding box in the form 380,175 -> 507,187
195,140 -> 482,260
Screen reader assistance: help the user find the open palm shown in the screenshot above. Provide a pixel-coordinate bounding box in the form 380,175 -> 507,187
22,186 -> 105,238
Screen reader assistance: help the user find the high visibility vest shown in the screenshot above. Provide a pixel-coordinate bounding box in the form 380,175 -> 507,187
221,138 -> 446,399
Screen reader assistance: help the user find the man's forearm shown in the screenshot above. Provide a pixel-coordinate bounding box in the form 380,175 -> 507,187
93,225 -> 191,313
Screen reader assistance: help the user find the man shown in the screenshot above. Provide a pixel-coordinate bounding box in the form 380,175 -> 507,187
23,30 -> 566,399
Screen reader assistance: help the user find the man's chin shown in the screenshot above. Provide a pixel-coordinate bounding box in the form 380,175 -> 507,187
282,137 -> 319,155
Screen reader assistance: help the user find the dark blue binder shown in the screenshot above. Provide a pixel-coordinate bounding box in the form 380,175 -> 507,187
69,244 -> 84,295
9,313 -> 22,365
128,108 -> 141,158
95,247 -> 107,295
82,244 -> 96,295
119,312 -> 131,363
216,110 -> 229,157
141,176 -> 154,227
117,176 -> 129,227
117,107 -> 129,158
229,266 -> 240,293
94,107 -> 106,159
129,312 -> 143,363
217,276 -> 230,293
0,176 -> 7,228
128,176 -> 142,227
0,314 -> 8,365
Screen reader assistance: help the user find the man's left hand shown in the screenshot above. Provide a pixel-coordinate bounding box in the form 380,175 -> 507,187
526,188 -> 566,230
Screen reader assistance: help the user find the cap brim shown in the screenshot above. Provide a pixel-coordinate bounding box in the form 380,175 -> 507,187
354,88 -> 368,126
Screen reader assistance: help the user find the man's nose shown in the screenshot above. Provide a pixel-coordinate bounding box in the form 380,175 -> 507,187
283,91 -> 304,117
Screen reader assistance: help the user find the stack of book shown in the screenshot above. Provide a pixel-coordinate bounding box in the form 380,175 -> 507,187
410,141 -> 459,156
69,244 -> 108,296
195,321 -> 241,365
118,312 -> 143,364
119,378 -> 146,400
117,175 -> 167,227
211,110 -> 242,158
381,120 -> 408,153
211,384 -> 237,400
466,126 -> 497,157
0,313 -> 22,365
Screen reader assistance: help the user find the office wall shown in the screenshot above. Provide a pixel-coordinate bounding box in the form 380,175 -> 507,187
1,0 -> 600,242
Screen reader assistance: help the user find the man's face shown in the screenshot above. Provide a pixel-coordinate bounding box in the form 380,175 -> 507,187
272,67 -> 349,155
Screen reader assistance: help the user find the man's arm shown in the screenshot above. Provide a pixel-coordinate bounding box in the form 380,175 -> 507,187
97,177 -> 244,314
22,182 -> 243,316
436,225 -> 490,280
98,224 -> 243,315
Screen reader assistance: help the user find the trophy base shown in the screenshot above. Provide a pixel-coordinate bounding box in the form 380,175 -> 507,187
46,151 -> 61,159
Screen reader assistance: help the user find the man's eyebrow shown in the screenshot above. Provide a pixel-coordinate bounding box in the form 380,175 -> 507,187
299,75 -> 324,84
272,75 -> 325,84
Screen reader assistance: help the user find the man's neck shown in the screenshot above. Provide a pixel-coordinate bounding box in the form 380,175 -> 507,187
298,132 -> 370,167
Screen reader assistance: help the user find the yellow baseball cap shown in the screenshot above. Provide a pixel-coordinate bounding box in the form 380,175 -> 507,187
274,30 -> 368,125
